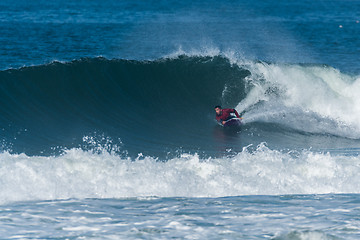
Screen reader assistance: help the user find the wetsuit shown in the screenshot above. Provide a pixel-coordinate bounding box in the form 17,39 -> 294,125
216,108 -> 240,123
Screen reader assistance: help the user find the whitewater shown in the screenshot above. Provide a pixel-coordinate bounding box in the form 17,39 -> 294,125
2,143 -> 360,204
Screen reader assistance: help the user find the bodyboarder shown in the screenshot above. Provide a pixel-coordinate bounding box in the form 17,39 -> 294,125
214,105 -> 241,125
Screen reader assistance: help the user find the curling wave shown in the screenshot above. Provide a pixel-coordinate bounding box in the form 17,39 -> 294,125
0,55 -> 359,157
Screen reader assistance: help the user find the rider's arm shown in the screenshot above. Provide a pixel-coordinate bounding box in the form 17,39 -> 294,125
216,115 -> 221,123
233,109 -> 240,118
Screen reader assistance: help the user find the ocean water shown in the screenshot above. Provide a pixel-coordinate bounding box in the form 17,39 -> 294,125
1,0 -> 360,239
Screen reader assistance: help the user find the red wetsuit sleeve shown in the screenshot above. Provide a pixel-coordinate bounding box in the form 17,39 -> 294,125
216,115 -> 221,122
233,109 -> 240,118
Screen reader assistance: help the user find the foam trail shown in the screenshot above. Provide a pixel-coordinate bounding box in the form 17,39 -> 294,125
1,144 -> 360,205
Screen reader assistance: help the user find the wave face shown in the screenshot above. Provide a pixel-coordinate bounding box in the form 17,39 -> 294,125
1,55 -> 360,156
0,56 -> 250,156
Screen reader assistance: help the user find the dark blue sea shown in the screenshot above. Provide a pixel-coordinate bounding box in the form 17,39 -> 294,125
1,0 -> 360,239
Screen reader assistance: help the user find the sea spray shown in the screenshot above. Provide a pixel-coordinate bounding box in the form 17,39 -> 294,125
238,61 -> 360,138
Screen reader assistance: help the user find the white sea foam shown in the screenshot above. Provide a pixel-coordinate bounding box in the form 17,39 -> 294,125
1,144 -> 360,205
236,61 -> 360,138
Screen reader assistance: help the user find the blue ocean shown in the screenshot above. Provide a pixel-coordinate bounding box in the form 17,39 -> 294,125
1,0 -> 360,239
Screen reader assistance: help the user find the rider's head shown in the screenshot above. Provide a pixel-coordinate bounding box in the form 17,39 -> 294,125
214,105 -> 222,115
